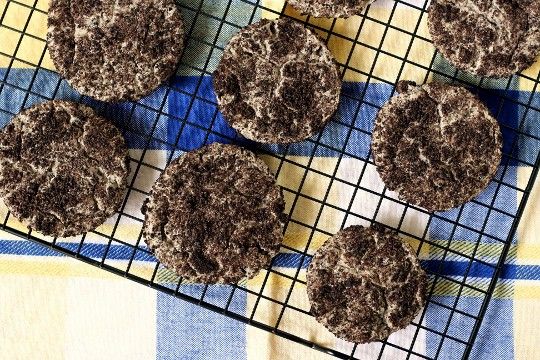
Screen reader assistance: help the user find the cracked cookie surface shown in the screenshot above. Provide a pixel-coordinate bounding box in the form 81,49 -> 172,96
428,0 -> 540,77
47,0 -> 184,102
307,225 -> 427,343
372,81 -> 502,212
288,0 -> 373,18
142,143 -> 285,283
213,18 -> 341,144
0,100 -> 129,237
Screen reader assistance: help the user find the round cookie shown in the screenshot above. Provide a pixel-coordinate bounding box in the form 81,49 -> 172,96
307,225 -> 427,343
371,81 -> 502,212
141,143 -> 285,283
47,0 -> 184,102
288,0 -> 373,18
428,0 -> 540,77
0,101 -> 129,237
213,18 -> 342,144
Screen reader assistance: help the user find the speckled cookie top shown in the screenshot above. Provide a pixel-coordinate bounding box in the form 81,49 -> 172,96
372,81 -> 502,212
142,143 -> 285,283
213,18 -> 342,144
307,225 -> 427,343
0,101 -> 129,237
288,0 -> 373,18
47,0 -> 184,102
428,0 -> 540,77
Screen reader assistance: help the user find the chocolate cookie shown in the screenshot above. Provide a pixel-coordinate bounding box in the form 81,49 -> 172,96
47,0 -> 184,102
428,0 -> 540,77
141,143 -> 285,283
372,81 -> 502,212
213,18 -> 341,143
307,225 -> 427,343
288,0 -> 373,18
0,101 -> 129,237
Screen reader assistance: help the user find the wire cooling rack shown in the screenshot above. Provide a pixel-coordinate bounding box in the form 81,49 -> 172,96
1,0 -> 540,359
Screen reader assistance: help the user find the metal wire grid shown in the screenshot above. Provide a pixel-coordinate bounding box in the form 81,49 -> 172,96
1,0 -> 540,358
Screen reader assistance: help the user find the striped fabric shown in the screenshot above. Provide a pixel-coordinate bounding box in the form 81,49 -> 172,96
1,0 -> 540,359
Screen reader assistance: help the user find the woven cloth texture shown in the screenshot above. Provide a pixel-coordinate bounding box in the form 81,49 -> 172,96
1,0 -> 540,359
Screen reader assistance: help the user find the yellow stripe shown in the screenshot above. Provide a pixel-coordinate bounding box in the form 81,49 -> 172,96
0,257 -> 145,278
519,61 -> 540,91
516,244 -> 540,263
515,281 -> 540,359
429,239 -> 516,261
0,257 -> 209,290
433,278 -> 513,299
0,256 -> 114,277
260,0 -> 285,19
2,0 -> 48,11
0,254 -> 517,299
514,282 -> 540,299
0,0 -> 54,70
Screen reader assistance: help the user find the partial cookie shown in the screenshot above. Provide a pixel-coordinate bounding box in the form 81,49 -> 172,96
288,0 -> 373,18
142,143 -> 285,283
214,18 -> 341,143
307,225 -> 427,343
0,101 -> 129,237
47,0 -> 184,102
372,81 -> 502,212
428,0 -> 540,77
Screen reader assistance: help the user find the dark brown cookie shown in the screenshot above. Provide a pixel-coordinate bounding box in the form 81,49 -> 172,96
213,18 -> 341,144
372,81 -> 502,212
47,0 -> 184,102
0,101 -> 129,237
141,143 -> 285,283
288,0 -> 373,18
307,225 -> 427,343
428,0 -> 540,77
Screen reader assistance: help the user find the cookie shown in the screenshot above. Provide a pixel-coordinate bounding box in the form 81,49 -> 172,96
47,0 -> 184,102
213,18 -> 341,143
0,101 -> 129,237
307,225 -> 427,343
288,0 -> 373,18
371,81 -> 502,212
141,143 -> 285,283
428,0 -> 540,77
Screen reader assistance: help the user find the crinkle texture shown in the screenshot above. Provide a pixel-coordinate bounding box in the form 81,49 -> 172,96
307,225 -> 427,343
428,0 -> 540,77
288,0 -> 373,18
214,18 -> 341,144
47,0 -> 184,102
0,100 -> 129,237
142,143 -> 285,283
372,81 -> 502,212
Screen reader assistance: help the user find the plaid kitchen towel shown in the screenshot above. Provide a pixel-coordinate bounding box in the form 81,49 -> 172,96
1,0 -> 540,359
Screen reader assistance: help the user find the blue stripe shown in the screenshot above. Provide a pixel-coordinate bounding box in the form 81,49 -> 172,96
1,240 -> 539,281
0,240 -> 155,262
165,77 -> 525,161
157,287 -> 247,360
426,297 -> 514,359
0,69 -> 532,164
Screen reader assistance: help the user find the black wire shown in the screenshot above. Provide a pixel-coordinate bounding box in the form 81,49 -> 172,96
0,0 -> 539,359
